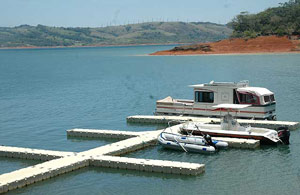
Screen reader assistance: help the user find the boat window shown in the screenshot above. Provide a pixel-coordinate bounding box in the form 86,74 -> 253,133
264,95 -> 270,103
270,94 -> 275,102
195,91 -> 214,103
239,93 -> 259,104
233,90 -> 239,104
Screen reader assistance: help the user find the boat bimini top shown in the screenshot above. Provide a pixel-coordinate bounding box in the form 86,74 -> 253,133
212,104 -> 250,130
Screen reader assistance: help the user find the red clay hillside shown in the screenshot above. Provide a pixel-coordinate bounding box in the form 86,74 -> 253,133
150,36 -> 300,55
151,1 -> 300,55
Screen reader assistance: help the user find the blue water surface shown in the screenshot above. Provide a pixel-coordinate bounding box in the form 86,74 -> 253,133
0,46 -> 300,194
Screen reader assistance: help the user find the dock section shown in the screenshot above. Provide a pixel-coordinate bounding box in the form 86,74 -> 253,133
212,137 -> 260,149
90,156 -> 204,175
0,156 -> 90,194
81,129 -> 163,156
127,115 -> 299,130
0,146 -> 74,161
1,125 -> 206,194
0,152 -> 205,194
67,128 -> 260,149
0,121 -> 281,193
67,128 -> 144,139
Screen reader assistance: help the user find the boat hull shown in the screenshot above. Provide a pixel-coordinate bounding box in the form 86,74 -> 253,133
182,129 -> 279,145
156,97 -> 276,120
162,132 -> 228,148
157,133 -> 217,153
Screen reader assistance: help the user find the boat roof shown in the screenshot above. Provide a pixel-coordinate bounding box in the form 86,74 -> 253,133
189,80 -> 249,88
212,104 -> 250,109
237,87 -> 273,96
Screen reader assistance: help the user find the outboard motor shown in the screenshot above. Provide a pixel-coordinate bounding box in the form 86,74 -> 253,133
278,127 -> 290,145
203,134 -> 216,148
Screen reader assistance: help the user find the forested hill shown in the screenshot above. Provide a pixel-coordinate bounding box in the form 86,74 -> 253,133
0,22 -> 232,48
228,0 -> 300,38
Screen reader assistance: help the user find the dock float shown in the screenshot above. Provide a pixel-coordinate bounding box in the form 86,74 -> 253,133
68,128 -> 260,149
0,155 -> 90,193
0,151 -> 204,194
0,148 -> 203,193
80,129 -> 163,156
67,128 -> 144,139
127,115 -> 300,130
212,137 -> 259,149
1,119 -> 283,193
0,125 -> 205,194
90,156 -> 204,175
0,146 -> 74,161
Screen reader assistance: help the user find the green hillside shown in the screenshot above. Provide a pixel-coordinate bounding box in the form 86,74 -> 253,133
0,22 -> 232,47
228,0 -> 300,38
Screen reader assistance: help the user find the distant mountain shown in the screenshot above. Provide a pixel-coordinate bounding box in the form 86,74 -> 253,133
0,22 -> 232,48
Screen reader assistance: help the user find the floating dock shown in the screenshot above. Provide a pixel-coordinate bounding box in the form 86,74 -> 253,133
0,146 -> 74,161
0,155 -> 90,193
81,130 -> 161,156
2,115 -> 294,193
90,155 -> 204,175
0,125 -> 205,194
127,115 -> 300,130
67,128 -> 144,139
211,137 -> 259,149
68,128 -> 260,149
0,150 -> 204,194
0,150 -> 203,193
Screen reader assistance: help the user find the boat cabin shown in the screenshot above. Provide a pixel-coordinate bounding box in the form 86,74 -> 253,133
191,81 -> 275,106
155,81 -> 276,120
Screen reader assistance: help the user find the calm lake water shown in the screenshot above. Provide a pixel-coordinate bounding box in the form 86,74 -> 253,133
0,46 -> 300,195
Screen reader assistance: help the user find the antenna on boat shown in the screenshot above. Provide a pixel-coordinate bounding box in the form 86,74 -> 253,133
163,120 -> 183,134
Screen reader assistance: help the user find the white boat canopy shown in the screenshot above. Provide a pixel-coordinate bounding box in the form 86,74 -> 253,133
212,104 -> 251,110
237,87 -> 273,96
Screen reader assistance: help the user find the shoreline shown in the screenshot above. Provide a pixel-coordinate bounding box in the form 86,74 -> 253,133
0,42 -> 186,50
150,36 -> 300,56
148,51 -> 300,56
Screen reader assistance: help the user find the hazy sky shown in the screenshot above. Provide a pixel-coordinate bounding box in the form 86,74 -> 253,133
1,0 -> 289,27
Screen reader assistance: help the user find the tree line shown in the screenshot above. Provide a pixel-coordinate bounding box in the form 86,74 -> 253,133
228,0 -> 300,38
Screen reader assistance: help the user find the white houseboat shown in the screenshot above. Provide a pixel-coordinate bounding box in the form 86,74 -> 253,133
155,81 -> 276,120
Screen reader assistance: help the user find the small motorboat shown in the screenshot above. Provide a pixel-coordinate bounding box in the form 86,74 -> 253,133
157,131 -> 228,153
181,104 -> 290,145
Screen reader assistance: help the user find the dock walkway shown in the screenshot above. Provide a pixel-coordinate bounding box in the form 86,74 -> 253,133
0,125 -> 204,194
0,146 -> 74,161
68,128 -> 260,149
67,128 -> 144,139
2,114 -> 295,193
127,115 -> 299,130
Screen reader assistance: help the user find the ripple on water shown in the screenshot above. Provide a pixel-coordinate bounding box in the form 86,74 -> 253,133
1,47 -> 300,194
